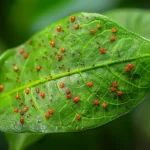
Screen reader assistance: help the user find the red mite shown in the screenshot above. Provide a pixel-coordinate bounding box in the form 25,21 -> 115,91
67,94 -> 72,99
94,100 -> 99,105
0,85 -> 4,92
45,113 -> 50,118
117,91 -> 123,96
74,25 -> 79,29
36,88 -> 40,93
71,16 -> 76,22
13,66 -> 18,71
113,82 -> 118,87
60,48 -> 65,52
14,108 -> 18,113
102,102 -> 107,108
90,29 -> 95,34
19,48 -> 24,54
23,107 -> 28,112
60,82 -> 65,88
128,63 -> 134,69
49,109 -> 54,114
36,66 -> 41,71
23,54 -> 28,59
25,89 -> 29,94
58,55 -> 63,61
112,28 -> 117,33
110,36 -> 115,41
76,114 -> 81,120
125,67 -> 130,72
20,118 -> 24,124
40,92 -> 45,98
87,81 -> 93,87
74,97 -> 80,103
110,87 -> 116,92
97,24 -> 101,29
16,94 -> 20,99
66,89 -> 71,94
56,26 -> 61,32
51,41 -> 55,47
100,48 -> 105,54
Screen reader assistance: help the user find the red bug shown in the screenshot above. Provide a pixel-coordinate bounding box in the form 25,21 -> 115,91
20,118 -> 24,124
110,36 -> 115,41
49,109 -> 54,114
112,28 -> 117,33
76,114 -> 81,120
110,87 -> 116,92
36,88 -> 40,93
113,82 -> 118,87
102,102 -> 107,108
74,25 -> 79,29
23,54 -> 28,59
128,63 -> 134,69
25,89 -> 29,94
67,94 -> 72,99
56,26 -> 61,32
117,91 -> 122,96
66,89 -> 71,94
14,66 -> 18,71
14,108 -> 18,113
90,29 -> 95,34
45,113 -> 50,118
19,48 -> 24,54
60,48 -> 65,52
36,66 -> 41,71
97,24 -> 101,29
74,97 -> 80,103
60,82 -> 65,88
51,41 -> 55,47
125,67 -> 130,72
16,94 -> 20,99
100,48 -> 105,54
87,81 -> 93,87
71,16 -> 76,22
0,85 -> 4,92
58,55 -> 63,61
40,92 -> 45,98
94,100 -> 99,105
23,107 -> 28,112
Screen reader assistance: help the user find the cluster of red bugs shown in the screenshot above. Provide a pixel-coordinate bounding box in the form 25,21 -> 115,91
110,81 -> 123,96
124,63 -> 134,72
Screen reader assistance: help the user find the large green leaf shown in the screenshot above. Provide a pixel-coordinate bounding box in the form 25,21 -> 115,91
104,9 -> 150,39
0,12 -> 150,133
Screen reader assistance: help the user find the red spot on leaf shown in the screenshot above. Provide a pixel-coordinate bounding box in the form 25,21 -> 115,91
20,118 -> 24,124
71,16 -> 76,22
40,92 -> 45,98
87,81 -> 93,87
117,91 -> 122,96
102,102 -> 107,108
51,41 -> 55,47
100,48 -> 105,54
76,114 -> 81,120
19,48 -> 24,54
110,36 -> 115,41
74,97 -> 80,103
94,100 -> 99,105
112,28 -> 117,33
56,26 -> 61,32
16,94 -> 20,99
0,85 -> 4,92
90,29 -> 95,34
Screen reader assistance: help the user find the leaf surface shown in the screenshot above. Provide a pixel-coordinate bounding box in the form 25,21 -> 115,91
0,12 -> 150,133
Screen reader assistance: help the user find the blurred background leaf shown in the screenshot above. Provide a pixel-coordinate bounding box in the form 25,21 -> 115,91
0,0 -> 150,150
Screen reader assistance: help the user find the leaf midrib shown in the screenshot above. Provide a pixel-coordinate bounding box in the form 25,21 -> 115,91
0,54 -> 150,99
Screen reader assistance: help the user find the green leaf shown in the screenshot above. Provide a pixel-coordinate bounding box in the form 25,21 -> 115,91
0,12 -> 150,133
5,133 -> 44,150
104,9 -> 150,39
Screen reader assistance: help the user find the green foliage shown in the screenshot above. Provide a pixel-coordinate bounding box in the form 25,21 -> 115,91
0,12 -> 150,135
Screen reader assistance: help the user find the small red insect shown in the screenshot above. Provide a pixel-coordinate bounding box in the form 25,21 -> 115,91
60,82 -> 65,88
20,110 -> 25,116
94,100 -> 99,105
23,54 -> 28,59
36,66 -> 41,71
60,48 -> 65,52
0,85 -> 4,92
49,109 -> 54,114
19,48 -> 24,54
128,63 -> 134,69
13,66 -> 18,71
16,94 -> 20,99
71,16 -> 76,22
113,82 -> 118,87
117,91 -> 123,96
100,48 -> 105,54
110,87 -> 116,92
125,67 -> 130,72
56,26 -> 61,32
102,102 -> 107,108
20,118 -> 24,124
23,107 -> 28,112
67,94 -> 72,99
40,92 -> 45,98
87,81 -> 93,87
90,29 -> 95,34
36,88 -> 40,93
74,97 -> 80,103
110,36 -> 115,41
97,24 -> 101,29
58,55 -> 63,61
76,114 -> 81,120
112,28 -> 117,33
25,89 -> 29,94
74,25 -> 79,29
51,41 -> 55,47
45,113 -> 50,118
66,89 -> 71,94
14,108 -> 18,113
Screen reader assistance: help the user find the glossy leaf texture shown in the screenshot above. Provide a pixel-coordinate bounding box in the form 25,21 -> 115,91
0,12 -> 150,133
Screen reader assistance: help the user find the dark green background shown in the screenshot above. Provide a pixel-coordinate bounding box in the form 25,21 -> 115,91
0,0 -> 150,149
